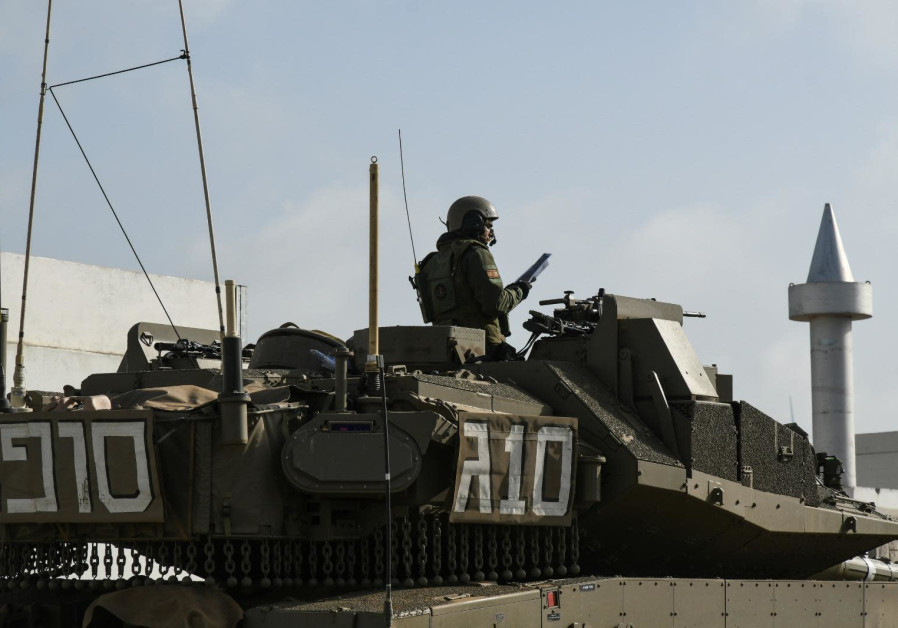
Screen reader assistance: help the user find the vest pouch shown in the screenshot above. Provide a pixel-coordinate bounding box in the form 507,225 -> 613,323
420,249 -> 458,320
413,270 -> 433,324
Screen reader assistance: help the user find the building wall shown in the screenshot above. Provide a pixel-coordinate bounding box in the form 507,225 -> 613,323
855,432 -> 898,562
1,252 -> 219,393
857,431 -> 898,491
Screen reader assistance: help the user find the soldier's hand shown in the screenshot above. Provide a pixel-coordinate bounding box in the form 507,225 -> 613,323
510,281 -> 531,299
491,341 -> 519,361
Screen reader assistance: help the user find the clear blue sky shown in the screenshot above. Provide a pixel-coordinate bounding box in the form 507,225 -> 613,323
2,1 -> 897,437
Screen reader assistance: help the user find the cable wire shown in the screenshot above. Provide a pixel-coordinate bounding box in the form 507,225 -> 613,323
49,54 -> 185,90
378,360 -> 394,627
48,87 -> 182,340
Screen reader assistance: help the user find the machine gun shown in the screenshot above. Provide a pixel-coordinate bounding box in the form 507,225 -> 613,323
516,289 -> 606,357
538,288 -> 605,325
153,338 -> 222,368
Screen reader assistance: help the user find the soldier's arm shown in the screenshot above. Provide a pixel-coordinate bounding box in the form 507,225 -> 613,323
463,247 -> 525,317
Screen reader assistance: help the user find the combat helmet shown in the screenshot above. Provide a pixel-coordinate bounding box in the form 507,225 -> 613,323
446,195 -> 499,232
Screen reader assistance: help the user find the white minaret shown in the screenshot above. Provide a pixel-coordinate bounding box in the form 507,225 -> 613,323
788,204 -> 872,493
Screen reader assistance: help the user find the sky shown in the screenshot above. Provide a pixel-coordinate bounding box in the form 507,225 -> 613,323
1,1 -> 898,439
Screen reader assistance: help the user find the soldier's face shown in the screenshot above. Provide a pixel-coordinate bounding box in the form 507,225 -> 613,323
481,219 -> 496,246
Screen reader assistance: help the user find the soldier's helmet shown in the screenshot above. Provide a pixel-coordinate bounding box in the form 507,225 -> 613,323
446,196 -> 499,232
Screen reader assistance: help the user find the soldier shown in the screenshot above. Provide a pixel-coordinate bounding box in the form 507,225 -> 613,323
417,196 -> 530,360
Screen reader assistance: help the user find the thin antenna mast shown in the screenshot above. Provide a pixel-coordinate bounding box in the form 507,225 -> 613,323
177,0 -> 225,339
399,130 -> 429,322
0,237 -> 10,413
398,130 -> 418,268
11,0 -> 54,410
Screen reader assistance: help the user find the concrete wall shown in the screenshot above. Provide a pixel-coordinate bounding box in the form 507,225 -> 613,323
857,431 -> 898,491
0,252 -> 219,393
854,432 -> 898,561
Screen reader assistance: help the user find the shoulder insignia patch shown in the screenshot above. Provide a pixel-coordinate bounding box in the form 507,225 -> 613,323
486,269 -> 500,279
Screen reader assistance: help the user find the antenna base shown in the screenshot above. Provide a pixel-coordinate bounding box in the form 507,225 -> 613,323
10,363 -> 28,409
9,386 -> 28,410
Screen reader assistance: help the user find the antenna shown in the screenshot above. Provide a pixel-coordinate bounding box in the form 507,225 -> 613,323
398,130 -> 418,269
0,239 -> 10,412
11,0 -> 55,410
177,0 -> 226,344
366,157 -> 393,625
399,131 -> 430,321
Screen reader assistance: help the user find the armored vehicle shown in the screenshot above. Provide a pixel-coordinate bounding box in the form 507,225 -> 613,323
2,282 -> 897,626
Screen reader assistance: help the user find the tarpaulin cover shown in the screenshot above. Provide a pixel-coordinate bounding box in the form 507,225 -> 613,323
82,585 -> 242,627
451,412 -> 577,525
0,410 -> 164,524
108,383 -> 298,411
111,385 -> 219,411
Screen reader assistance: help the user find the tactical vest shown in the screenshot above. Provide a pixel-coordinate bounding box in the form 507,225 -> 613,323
416,239 -> 479,325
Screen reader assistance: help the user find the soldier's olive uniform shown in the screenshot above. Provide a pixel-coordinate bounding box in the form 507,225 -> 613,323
419,231 -> 525,348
